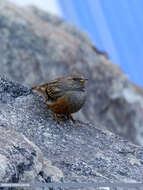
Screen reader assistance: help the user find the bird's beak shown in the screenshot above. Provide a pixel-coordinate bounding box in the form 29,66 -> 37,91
80,78 -> 88,82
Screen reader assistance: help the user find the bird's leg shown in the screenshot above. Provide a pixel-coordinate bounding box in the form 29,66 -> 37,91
54,113 -> 61,124
68,114 -> 75,123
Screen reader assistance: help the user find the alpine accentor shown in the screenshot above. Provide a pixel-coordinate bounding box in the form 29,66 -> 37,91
31,73 -> 87,123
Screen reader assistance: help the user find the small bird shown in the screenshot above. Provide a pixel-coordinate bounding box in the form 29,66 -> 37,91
31,73 -> 88,123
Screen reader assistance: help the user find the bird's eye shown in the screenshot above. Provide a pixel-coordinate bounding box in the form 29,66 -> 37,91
72,78 -> 78,81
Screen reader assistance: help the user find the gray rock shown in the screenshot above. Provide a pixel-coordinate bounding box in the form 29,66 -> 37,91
0,1 -> 143,145
0,76 -> 143,190
0,121 -> 63,189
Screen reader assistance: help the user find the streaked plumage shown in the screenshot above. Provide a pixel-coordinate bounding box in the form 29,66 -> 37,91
31,73 -> 87,123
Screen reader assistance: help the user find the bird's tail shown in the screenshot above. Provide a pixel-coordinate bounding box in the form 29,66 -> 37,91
31,85 -> 47,97
31,85 -> 41,91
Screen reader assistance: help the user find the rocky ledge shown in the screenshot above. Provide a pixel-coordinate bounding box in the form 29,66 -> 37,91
0,1 -> 143,145
0,76 -> 143,190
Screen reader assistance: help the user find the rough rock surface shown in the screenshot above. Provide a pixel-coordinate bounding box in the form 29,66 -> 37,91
0,76 -> 143,190
0,120 -> 63,188
0,1 -> 143,145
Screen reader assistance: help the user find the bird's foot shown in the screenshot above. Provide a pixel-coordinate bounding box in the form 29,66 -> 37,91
68,114 -> 76,123
53,113 -> 76,124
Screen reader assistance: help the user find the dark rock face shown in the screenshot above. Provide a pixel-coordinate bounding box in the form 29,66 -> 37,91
0,77 -> 143,190
0,1 -> 143,145
0,77 -> 30,103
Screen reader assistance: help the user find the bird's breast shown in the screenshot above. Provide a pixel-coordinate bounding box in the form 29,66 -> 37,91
47,90 -> 87,115
64,90 -> 87,114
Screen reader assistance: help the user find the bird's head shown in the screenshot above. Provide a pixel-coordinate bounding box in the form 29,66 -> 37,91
62,73 -> 88,91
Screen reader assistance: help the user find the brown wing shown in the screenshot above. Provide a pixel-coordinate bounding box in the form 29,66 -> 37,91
46,80 -> 64,101
31,77 -> 65,101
